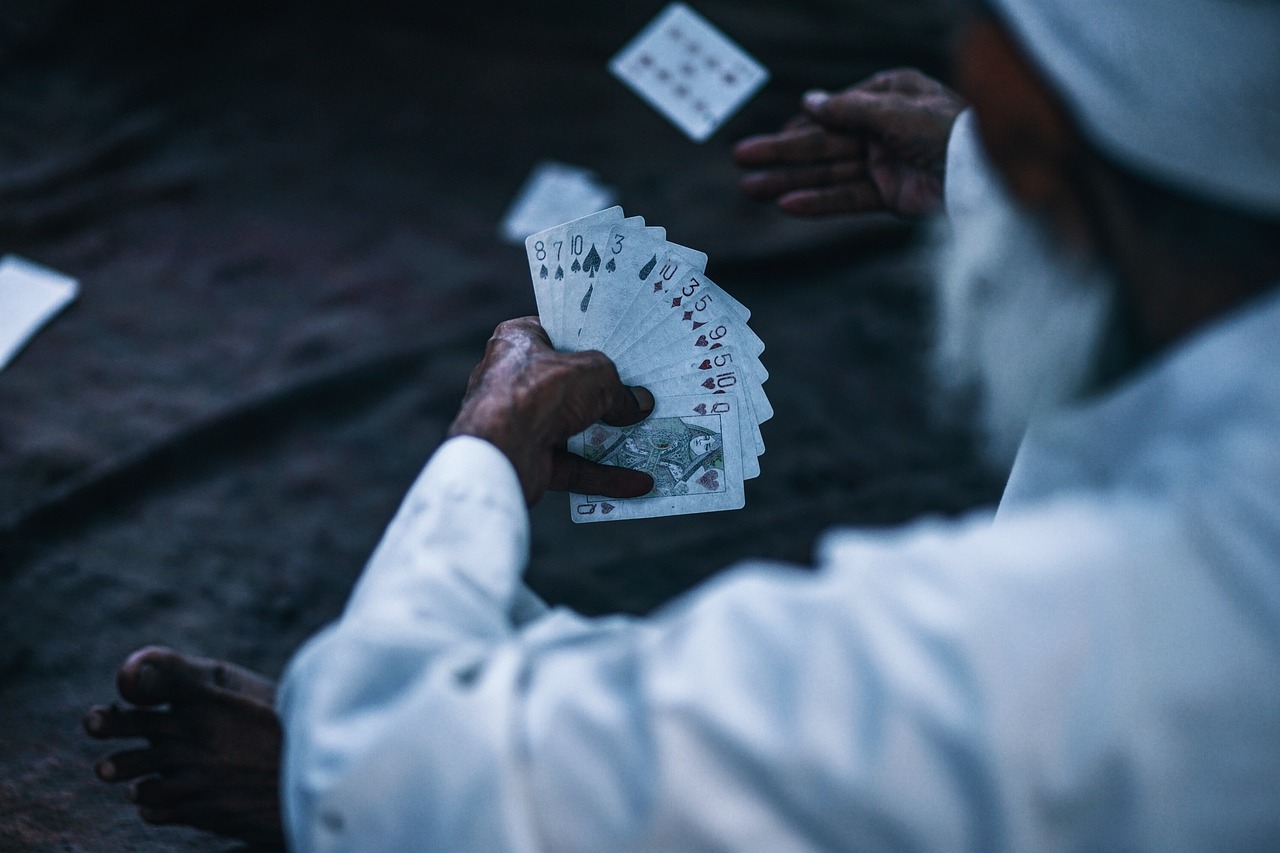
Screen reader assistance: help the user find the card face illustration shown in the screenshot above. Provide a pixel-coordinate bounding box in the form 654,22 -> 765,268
609,3 -> 769,142
569,394 -> 745,522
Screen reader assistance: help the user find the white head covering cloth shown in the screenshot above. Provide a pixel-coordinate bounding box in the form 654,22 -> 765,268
986,0 -> 1280,216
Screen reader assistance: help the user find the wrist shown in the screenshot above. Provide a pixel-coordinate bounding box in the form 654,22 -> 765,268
447,395 -> 545,498
448,399 -> 523,462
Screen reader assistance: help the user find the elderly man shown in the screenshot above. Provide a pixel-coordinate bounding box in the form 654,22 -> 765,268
85,0 -> 1280,849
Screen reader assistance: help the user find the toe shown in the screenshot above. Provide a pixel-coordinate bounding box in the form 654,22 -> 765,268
97,747 -> 163,782
170,788 -> 286,848
84,702 -> 188,740
117,646 -> 184,706
137,804 -> 180,826
117,646 -> 276,706
83,704 -> 113,737
130,772 -> 198,808
128,765 -> 243,808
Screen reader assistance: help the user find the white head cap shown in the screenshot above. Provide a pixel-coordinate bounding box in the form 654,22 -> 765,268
986,0 -> 1280,217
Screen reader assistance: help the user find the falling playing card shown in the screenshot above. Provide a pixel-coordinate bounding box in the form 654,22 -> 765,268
524,209 -> 770,521
609,3 -> 770,142
500,162 -> 617,244
0,255 -> 79,371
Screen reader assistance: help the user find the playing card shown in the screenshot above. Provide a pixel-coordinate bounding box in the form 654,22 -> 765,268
0,254 -> 79,370
640,368 -> 762,478
569,393 -> 746,521
600,249 -> 700,354
574,226 -> 707,352
591,246 -> 770,459
556,220 -> 665,339
614,315 -> 765,435
609,3 -> 770,142
524,207 -> 770,520
634,346 -> 773,429
499,162 -> 616,244
629,347 -> 768,391
609,262 -> 759,361
526,207 -> 624,345
626,330 -> 768,453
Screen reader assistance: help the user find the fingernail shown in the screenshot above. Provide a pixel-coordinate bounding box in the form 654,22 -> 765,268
631,386 -> 655,415
803,89 -> 830,108
98,759 -> 116,781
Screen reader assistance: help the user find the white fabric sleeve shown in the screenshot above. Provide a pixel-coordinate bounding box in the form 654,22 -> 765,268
274,448 -> 1269,852
944,108 -> 1009,222
342,435 -> 530,630
278,435 -> 538,851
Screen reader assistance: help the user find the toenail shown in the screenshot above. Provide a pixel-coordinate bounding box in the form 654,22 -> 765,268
138,663 -> 159,697
98,759 -> 116,780
126,784 -> 138,803
86,713 -> 104,734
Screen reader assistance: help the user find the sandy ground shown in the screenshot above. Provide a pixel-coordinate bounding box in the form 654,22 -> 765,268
0,2 -> 1002,849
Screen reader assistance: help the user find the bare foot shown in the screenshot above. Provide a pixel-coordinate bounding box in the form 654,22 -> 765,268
83,646 -> 285,849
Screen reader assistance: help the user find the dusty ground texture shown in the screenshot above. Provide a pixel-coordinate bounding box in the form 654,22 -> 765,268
0,2 -> 1003,850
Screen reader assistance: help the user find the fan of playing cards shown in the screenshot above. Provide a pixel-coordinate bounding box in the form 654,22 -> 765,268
524,207 -> 770,523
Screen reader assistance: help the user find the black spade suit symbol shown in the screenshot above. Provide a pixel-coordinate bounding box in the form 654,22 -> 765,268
583,244 -> 602,278
638,255 -> 657,280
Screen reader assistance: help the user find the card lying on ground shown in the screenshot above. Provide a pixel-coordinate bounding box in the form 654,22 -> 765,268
524,209 -> 770,521
0,254 -> 79,371
499,161 -> 617,244
609,2 -> 769,142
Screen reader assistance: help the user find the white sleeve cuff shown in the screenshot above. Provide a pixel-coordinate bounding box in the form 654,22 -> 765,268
944,108 -> 1011,221
343,435 -> 531,628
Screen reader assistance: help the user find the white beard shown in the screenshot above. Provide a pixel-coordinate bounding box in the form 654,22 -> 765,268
930,196 -> 1115,468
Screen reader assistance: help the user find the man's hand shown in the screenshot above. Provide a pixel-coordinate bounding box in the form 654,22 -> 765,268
733,69 -> 966,218
447,317 -> 655,506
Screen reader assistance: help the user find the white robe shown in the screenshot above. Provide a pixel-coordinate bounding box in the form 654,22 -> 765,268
277,120 -> 1280,852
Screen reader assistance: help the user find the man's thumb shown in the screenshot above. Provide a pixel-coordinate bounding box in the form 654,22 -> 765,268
602,385 -> 654,427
